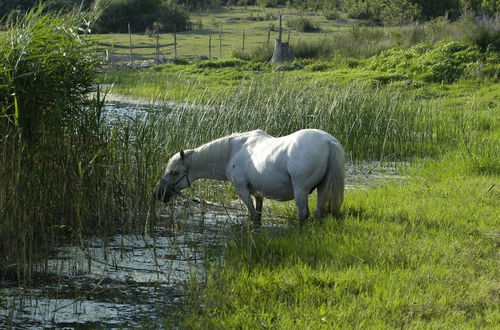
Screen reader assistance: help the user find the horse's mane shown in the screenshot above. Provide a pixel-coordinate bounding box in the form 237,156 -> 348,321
191,130 -> 268,172
191,132 -> 244,169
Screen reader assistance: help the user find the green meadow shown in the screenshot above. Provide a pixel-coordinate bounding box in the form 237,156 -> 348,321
102,37 -> 499,327
1,5 -> 499,328
96,6 -> 353,60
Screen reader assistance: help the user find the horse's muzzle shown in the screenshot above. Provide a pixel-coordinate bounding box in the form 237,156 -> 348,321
153,184 -> 173,203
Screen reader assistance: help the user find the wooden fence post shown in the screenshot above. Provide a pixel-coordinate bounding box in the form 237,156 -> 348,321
219,26 -> 222,59
174,26 -> 177,59
155,25 -> 160,64
128,22 -> 133,64
209,34 -> 212,59
270,15 -> 293,64
242,30 -> 245,53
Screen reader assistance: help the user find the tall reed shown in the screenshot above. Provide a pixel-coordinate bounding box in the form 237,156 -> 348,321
0,5 -> 163,283
150,77 -> 460,162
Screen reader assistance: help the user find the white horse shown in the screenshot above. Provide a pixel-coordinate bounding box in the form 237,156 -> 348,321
154,129 -> 345,226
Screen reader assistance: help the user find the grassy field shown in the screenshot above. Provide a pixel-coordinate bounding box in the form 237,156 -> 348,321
101,56 -> 499,327
97,11 -> 500,323
95,5 -> 463,63
183,160 -> 499,327
1,5 -> 498,327
92,7 -> 500,326
95,7 -> 355,60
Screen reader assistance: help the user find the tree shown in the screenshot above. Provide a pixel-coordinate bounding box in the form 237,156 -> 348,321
93,0 -> 191,33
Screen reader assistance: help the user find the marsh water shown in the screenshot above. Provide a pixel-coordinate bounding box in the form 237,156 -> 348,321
0,100 -> 405,328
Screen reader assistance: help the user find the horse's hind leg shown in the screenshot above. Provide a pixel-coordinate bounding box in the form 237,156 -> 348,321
315,184 -> 328,220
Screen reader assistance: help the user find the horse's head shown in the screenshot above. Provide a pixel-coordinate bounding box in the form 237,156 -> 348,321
153,149 -> 193,203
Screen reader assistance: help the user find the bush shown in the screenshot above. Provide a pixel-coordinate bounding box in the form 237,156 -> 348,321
460,15 -> 500,52
94,0 -> 191,33
369,41 -> 488,83
323,8 -> 341,20
230,44 -> 273,62
286,16 -> 319,32
196,58 -> 247,68
293,38 -> 334,59
0,5 -> 99,141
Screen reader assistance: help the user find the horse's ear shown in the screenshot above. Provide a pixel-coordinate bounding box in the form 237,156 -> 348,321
180,149 -> 185,161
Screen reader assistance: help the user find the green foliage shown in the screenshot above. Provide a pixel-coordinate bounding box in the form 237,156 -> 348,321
0,0 -> 95,18
93,0 -> 191,33
195,58 -> 247,68
230,44 -> 274,62
322,8 -> 341,20
0,4 -> 102,280
0,4 -> 98,140
0,5 -> 161,282
369,41 -> 495,83
184,160 -> 499,328
285,16 -> 319,32
460,15 -> 500,52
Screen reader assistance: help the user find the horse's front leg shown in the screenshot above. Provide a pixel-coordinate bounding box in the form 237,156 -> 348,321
234,183 -> 260,227
294,187 -> 310,223
255,196 -> 263,226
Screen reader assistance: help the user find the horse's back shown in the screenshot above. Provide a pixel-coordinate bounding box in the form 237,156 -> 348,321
227,129 -> 341,201
281,129 -> 339,161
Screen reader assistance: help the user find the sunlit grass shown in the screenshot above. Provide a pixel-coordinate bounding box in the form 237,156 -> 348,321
183,155 -> 499,328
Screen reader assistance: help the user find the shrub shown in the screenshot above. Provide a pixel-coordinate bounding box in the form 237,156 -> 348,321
94,0 -> 191,33
369,41 -> 486,83
196,58 -> 247,68
460,15 -> 500,52
293,38 -> 334,59
230,44 -> 273,62
323,8 -> 341,20
286,16 -> 319,32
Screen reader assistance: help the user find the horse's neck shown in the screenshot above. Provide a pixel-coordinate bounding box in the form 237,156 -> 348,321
190,137 -> 232,181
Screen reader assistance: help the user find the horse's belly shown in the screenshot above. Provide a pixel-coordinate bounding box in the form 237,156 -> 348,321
249,177 -> 295,201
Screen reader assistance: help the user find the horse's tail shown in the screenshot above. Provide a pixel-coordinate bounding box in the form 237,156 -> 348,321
320,139 -> 345,216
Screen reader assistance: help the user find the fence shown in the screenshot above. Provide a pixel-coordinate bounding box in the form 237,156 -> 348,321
97,24 -> 178,66
96,19 -> 351,66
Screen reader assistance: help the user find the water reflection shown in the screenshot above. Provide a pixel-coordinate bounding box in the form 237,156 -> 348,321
0,206 -> 250,328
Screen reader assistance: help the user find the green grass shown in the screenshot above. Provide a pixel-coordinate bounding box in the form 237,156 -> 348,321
183,154 -> 499,328
96,35 -> 498,327
1,6 -> 498,327
95,6 -> 463,62
99,62 -> 499,327
96,6 -> 351,60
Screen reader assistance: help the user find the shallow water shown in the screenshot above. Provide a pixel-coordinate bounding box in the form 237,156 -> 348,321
0,100 -> 406,328
0,206 -> 254,328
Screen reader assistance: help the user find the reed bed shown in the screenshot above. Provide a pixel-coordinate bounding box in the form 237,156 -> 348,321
0,6 -> 488,285
149,77 -> 461,162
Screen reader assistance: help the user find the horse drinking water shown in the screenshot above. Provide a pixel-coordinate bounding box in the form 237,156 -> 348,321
154,129 -> 345,226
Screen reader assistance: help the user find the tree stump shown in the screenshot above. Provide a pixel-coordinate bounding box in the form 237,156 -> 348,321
270,15 -> 293,64
270,38 -> 293,64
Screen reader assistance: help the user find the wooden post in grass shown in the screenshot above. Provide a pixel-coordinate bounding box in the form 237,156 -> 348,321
174,26 -> 177,59
155,25 -> 160,64
270,15 -> 293,64
209,34 -> 212,59
128,22 -> 133,64
242,30 -> 245,53
219,26 -> 222,59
